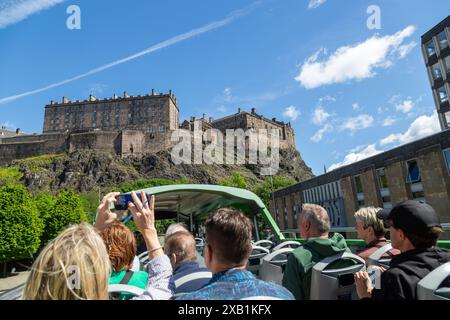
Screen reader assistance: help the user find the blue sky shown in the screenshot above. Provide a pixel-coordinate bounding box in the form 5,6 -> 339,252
0,0 -> 449,176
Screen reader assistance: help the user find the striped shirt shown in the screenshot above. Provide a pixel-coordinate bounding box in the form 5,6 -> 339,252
169,261 -> 212,298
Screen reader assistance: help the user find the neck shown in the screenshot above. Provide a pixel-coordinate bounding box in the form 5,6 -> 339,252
399,242 -> 416,253
366,234 -> 378,244
212,264 -> 246,275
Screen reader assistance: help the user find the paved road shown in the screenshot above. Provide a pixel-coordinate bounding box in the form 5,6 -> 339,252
0,272 -> 29,294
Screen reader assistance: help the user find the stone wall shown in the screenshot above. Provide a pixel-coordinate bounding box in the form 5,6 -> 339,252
417,144 -> 450,223
361,166 -> 381,207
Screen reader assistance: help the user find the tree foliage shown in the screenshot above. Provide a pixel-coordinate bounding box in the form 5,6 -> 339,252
0,184 -> 44,263
219,172 -> 248,189
41,190 -> 87,245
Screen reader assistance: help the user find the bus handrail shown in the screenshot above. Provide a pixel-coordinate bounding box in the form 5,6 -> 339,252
281,223 -> 450,234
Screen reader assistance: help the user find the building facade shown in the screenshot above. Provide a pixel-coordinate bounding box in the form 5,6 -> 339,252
270,130 -> 450,236
43,90 -> 179,134
422,15 -> 450,130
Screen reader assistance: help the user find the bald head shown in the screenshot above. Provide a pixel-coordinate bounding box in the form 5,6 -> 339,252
165,223 -> 189,237
164,231 -> 197,267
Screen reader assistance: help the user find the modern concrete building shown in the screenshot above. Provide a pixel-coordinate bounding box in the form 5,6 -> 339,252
270,130 -> 450,236
422,15 -> 450,130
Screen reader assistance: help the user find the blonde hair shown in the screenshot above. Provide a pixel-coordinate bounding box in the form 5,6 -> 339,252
354,206 -> 386,237
22,223 -> 111,300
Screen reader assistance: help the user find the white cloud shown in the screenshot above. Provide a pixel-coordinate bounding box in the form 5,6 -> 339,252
340,114 -> 374,134
312,105 -> 331,125
352,103 -> 361,111
397,41 -> 417,58
223,88 -> 232,102
311,124 -> 333,142
379,111 -> 440,146
283,105 -> 299,121
382,117 -> 397,127
308,0 -> 326,9
395,99 -> 415,113
328,144 -> 382,171
295,25 -> 416,89
0,0 -> 65,29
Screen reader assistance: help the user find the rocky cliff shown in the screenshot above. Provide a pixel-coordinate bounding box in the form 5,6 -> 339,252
10,147 -> 314,193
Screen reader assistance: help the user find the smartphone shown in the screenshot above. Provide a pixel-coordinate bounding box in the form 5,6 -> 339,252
114,193 -> 150,210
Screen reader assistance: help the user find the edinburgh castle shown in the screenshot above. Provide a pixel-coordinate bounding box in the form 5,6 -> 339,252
0,89 -> 296,166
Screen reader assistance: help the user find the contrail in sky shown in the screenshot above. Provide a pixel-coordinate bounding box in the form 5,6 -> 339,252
0,1 -> 261,105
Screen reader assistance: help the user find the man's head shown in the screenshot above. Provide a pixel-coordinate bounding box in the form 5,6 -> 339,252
297,204 -> 330,239
203,208 -> 253,273
165,223 -> 189,238
164,231 -> 197,269
354,206 -> 386,244
377,200 -> 442,252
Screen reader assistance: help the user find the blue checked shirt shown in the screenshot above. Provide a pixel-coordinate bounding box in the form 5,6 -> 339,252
176,268 -> 294,300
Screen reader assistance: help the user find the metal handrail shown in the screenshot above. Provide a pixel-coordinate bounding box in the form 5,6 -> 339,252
282,223 -> 450,234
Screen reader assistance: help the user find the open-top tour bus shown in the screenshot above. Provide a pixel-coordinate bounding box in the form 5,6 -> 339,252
1,184 -> 449,300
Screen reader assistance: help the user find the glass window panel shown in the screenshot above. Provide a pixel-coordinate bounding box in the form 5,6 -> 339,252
426,40 -> 436,56
445,56 -> 450,73
406,160 -> 421,183
354,176 -> 363,194
437,31 -> 449,50
444,149 -> 450,176
432,63 -> 442,79
438,86 -> 448,103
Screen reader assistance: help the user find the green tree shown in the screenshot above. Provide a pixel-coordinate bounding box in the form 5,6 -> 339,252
0,184 -> 44,263
252,175 -> 296,238
41,190 -> 87,245
34,192 -> 57,246
219,172 -> 248,189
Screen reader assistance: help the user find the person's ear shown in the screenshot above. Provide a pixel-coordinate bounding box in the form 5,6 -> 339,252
304,219 -> 311,231
204,244 -> 212,264
398,229 -> 405,241
169,253 -> 177,267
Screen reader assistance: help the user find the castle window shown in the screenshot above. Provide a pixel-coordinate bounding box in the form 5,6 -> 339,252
159,125 -> 165,132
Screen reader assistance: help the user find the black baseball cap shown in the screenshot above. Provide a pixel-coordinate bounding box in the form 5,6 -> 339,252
376,200 -> 441,235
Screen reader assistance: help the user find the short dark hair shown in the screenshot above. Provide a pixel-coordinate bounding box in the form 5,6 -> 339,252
205,208 -> 253,266
402,226 -> 443,249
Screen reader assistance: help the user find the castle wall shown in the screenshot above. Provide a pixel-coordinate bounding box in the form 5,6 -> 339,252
68,131 -> 121,154
0,142 -> 46,166
211,111 -> 296,149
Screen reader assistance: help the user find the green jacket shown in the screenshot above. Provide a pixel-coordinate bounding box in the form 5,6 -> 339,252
282,233 -> 352,300
109,270 -> 148,300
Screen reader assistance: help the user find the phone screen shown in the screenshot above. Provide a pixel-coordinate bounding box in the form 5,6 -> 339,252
114,193 -> 149,210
